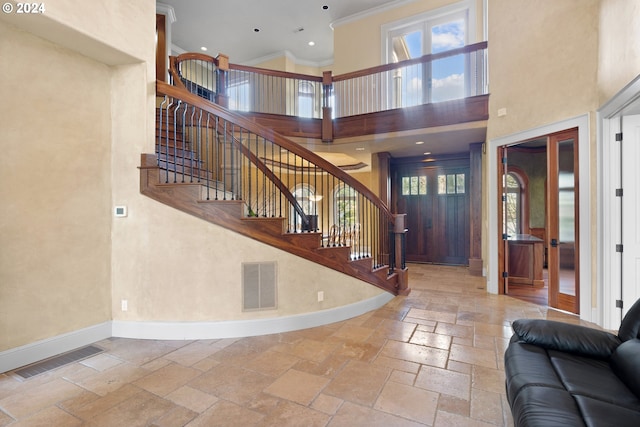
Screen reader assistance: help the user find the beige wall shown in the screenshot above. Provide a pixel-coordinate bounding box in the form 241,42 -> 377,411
486,0 -> 600,141
0,0 -> 155,351
0,22 -> 113,350
598,0 -> 640,103
254,55 -> 322,77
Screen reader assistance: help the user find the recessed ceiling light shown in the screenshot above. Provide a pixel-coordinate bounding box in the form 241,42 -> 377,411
355,147 -> 365,151
415,141 -> 425,145
200,46 -> 208,51
308,41 -> 315,46
424,151 -> 432,155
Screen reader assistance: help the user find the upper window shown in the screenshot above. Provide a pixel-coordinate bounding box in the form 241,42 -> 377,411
383,1 -> 474,104
297,81 -> 315,118
401,175 -> 427,196
504,173 -> 522,235
334,184 -> 358,227
228,79 -> 250,112
437,173 -> 465,194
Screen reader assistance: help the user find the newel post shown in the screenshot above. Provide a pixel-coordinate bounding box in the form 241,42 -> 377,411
322,70 -> 333,142
393,214 -> 410,295
216,53 -> 229,108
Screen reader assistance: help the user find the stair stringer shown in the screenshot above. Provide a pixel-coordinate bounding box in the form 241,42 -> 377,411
140,154 -> 400,295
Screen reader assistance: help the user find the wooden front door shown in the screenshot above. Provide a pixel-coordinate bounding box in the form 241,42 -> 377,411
393,158 -> 470,265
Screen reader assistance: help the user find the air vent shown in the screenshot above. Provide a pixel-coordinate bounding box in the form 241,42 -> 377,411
13,345 -> 103,379
243,262 -> 277,311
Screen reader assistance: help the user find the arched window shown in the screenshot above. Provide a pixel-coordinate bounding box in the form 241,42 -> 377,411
334,183 -> 358,227
298,81 -> 315,118
504,168 -> 529,235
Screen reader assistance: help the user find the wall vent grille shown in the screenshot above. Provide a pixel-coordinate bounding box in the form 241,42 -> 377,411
242,262 -> 277,311
13,345 -> 103,379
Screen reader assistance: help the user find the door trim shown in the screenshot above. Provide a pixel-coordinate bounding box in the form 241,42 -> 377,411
598,74 -> 640,330
488,114 -> 592,322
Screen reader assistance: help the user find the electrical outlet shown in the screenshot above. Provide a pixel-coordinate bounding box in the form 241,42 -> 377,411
317,291 -> 324,302
121,299 -> 128,311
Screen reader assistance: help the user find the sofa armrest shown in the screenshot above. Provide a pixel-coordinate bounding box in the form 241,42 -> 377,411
512,319 -> 621,359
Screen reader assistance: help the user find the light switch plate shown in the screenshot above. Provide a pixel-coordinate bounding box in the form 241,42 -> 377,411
114,206 -> 127,217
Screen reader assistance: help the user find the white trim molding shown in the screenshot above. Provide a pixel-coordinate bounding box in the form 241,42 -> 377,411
113,292 -> 395,340
0,322 -> 112,374
488,114 -> 593,323
1,293 -> 395,374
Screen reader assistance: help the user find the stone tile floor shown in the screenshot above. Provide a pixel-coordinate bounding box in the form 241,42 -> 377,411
0,264 -> 592,426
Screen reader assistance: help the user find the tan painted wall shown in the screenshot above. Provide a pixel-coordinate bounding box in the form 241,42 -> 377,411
598,0 -> 640,102
486,0 -> 600,141
0,0 -> 155,351
0,22 -> 113,350
253,55 -> 322,77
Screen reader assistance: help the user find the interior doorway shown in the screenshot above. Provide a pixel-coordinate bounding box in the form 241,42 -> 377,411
488,115 -> 591,321
497,129 -> 580,314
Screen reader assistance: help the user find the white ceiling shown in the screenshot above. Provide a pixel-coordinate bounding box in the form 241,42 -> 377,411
160,0 -> 400,65
159,0 -> 486,163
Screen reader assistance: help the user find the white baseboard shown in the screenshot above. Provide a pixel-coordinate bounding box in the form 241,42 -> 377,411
113,292 -> 395,340
0,293 -> 394,374
0,322 -> 112,374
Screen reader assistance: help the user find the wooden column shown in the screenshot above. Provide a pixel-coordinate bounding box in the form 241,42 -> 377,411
393,214 -> 410,295
321,70 -> 333,142
375,152 -> 392,208
468,142 -> 483,276
155,14 -> 167,82
215,54 -> 230,108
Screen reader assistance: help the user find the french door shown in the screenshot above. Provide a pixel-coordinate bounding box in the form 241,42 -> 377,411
547,129 -> 579,313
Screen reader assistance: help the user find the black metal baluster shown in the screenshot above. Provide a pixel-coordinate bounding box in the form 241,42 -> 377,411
205,114 -> 211,199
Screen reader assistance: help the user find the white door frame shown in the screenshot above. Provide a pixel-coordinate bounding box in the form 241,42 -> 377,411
487,114 -> 593,322
598,74 -> 640,330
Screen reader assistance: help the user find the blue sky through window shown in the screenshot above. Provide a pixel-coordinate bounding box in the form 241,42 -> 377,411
395,17 -> 467,103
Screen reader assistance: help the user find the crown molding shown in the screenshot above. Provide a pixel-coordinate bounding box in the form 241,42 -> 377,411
331,0 -> 418,28
156,3 -> 176,23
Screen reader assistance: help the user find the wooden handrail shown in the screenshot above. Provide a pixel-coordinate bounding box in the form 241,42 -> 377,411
219,124 -> 309,224
332,41 -> 488,82
173,52 -> 220,65
229,63 -> 323,82
156,80 -> 394,223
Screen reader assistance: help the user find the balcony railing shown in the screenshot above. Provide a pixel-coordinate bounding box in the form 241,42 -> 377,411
169,41 -> 488,123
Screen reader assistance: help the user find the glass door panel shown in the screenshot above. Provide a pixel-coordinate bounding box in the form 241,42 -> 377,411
548,130 -> 579,313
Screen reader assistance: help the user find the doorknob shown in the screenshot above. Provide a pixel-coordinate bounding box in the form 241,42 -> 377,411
550,238 -> 558,247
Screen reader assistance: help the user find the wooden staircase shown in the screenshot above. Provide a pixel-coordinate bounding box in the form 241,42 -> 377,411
144,82 -> 409,296
140,153 -> 404,294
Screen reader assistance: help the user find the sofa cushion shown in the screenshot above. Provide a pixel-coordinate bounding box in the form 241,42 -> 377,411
611,338 -> 640,398
505,340 -> 565,405
549,350 -> 640,410
510,386 -> 586,427
574,395 -> 640,427
512,319 -> 621,359
618,299 -> 640,342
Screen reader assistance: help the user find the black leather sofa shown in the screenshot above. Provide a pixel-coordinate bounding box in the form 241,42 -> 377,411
505,298 -> 640,427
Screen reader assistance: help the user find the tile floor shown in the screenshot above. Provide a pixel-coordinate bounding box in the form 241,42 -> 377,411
0,264 -> 594,426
